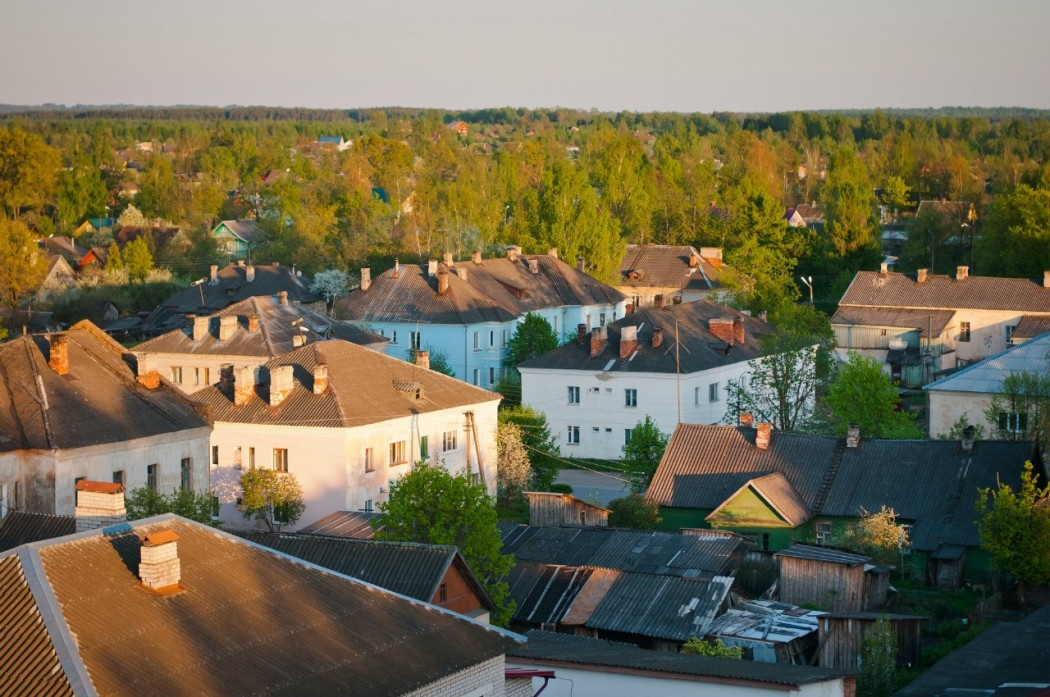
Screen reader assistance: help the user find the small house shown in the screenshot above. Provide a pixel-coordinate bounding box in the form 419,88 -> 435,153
776,544 -> 890,612
525,491 -> 610,527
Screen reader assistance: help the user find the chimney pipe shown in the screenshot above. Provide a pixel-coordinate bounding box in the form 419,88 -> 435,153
576,323 -> 587,344
454,266 -> 468,282
247,314 -> 260,333
293,334 -> 305,348
210,265 -> 218,284
528,259 -> 539,274
219,364 -> 234,395
708,318 -> 735,345
75,481 -> 127,532
507,246 -> 521,261
652,326 -> 663,348
576,256 -> 585,273
956,265 -> 969,281
1044,270 -> 1050,289
472,250 -> 482,265
49,334 -> 69,375
192,315 -> 209,342
846,424 -> 861,448
234,365 -> 256,406
961,425 -> 976,452
548,247 -> 558,259
619,325 -> 638,359
139,530 -> 181,592
880,262 -> 888,276
436,269 -> 450,295
672,294 -> 682,305
269,365 -> 294,406
414,349 -> 430,370
689,253 -> 700,268
755,422 -> 771,450
360,268 -> 371,291
312,364 -> 329,394
277,290 -> 289,306
917,268 -> 928,283
654,294 -> 666,310
428,259 -> 438,277
739,412 -> 754,428
732,318 -> 745,345
590,326 -> 607,358
218,315 -> 238,341
443,251 -> 454,267
391,259 -> 401,279
246,265 -> 256,283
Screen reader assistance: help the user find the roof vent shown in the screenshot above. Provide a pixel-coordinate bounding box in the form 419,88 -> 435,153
393,380 -> 425,400
139,530 -> 181,593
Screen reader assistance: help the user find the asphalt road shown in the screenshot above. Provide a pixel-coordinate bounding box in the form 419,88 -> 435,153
554,468 -> 630,507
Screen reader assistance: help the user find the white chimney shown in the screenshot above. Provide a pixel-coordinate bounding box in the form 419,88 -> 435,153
270,365 -> 294,406
192,315 -> 210,342
234,365 -> 255,406
218,315 -> 238,341
139,530 -> 181,592
846,424 -> 861,448
443,251 -> 454,267
1043,270 -> 1050,289
360,268 -> 371,291
210,264 -> 219,284
312,364 -> 329,394
75,481 -> 127,532
428,259 -> 438,277
246,265 -> 256,283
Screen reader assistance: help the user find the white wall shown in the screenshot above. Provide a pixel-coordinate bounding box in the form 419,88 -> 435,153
927,389 -> 995,438
211,400 -> 500,531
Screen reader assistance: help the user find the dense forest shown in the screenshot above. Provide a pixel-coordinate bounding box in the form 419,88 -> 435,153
2,106 -> 1049,316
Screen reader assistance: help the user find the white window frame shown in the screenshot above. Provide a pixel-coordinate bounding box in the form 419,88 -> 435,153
568,386 -> 580,404
709,382 -> 720,403
390,440 -> 407,465
442,430 -> 458,452
625,388 -> 637,408
567,425 -> 580,445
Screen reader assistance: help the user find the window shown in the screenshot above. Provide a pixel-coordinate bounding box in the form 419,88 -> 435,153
624,428 -> 633,445
210,495 -> 220,519
194,367 -> 202,386
203,367 -> 210,385
273,448 -> 289,472
180,458 -> 192,490
419,436 -> 428,461
567,425 -> 580,445
625,389 -> 637,407
443,430 -> 458,452
959,321 -> 971,342
390,441 -> 407,465
502,329 -> 508,347
816,521 -> 833,545
473,331 -> 480,350
709,382 -> 720,403
438,582 -> 448,603
391,330 -> 398,344
147,464 -> 158,490
248,447 -> 255,470
211,445 -> 219,466
694,386 -> 701,406
112,470 -> 124,486
489,367 -> 495,386
599,313 -> 606,326
760,533 -> 770,551
363,499 -> 374,512
365,447 -> 375,472
998,411 -> 1028,434
273,502 -> 292,524
473,368 -> 480,386
171,367 -> 183,384
233,446 -> 242,469
489,331 -> 495,348
410,331 -> 421,351
1005,324 -> 1017,342
568,386 -> 580,404
553,316 -> 558,333
579,510 -> 587,525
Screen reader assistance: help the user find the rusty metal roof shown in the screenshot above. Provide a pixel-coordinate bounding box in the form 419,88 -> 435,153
838,270 -> 1050,313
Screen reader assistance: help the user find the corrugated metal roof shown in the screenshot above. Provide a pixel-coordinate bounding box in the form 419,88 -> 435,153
0,512 -> 75,553
707,600 -> 824,645
1012,316 -> 1050,340
509,563 -> 594,625
585,574 -> 734,641
0,555 -> 74,697
617,245 -> 721,291
838,270 -> 1050,313
775,544 -> 870,566
299,510 -> 380,538
830,306 -> 955,337
923,332 -> 1050,394
26,518 -> 521,696
510,629 -> 847,687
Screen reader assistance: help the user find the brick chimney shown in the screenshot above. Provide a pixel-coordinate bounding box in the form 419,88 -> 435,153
652,326 -> 663,348
654,294 -> 666,310
528,258 -> 539,274
739,412 -> 754,428
391,259 -> 401,279
234,365 -> 255,406
247,313 -> 260,333
733,318 -> 745,345
507,246 -> 522,262
590,326 -> 607,357
443,251 -> 454,267
689,252 -> 700,268
961,425 -> 976,452
956,266 -> 969,281
75,481 -> 127,533
219,364 -> 234,395
210,264 -> 218,283
846,424 -> 861,448
139,530 -> 181,592
136,355 -> 160,389
436,268 -> 450,295
709,318 -> 735,345
269,365 -> 294,406
428,259 -> 438,277
218,315 -> 238,341
917,268 -> 928,283
548,247 -> 558,259
619,325 -> 638,359
192,315 -> 210,342
360,268 -> 371,291
414,349 -> 430,370
576,323 -> 587,344
472,250 -> 482,265
576,256 -> 585,272
293,333 -> 306,348
312,364 -> 329,395
1044,270 -> 1050,289
454,267 -> 468,282
755,422 -> 771,450
246,265 -> 256,283
49,334 -> 69,375
277,291 -> 289,306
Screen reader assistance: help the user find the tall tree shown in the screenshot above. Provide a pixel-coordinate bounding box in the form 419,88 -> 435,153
0,218 -> 48,308
122,237 -> 154,282
724,332 -> 820,432
238,469 -> 306,533
0,128 -> 60,220
505,312 -> 559,367
823,146 -> 880,261
824,351 -> 922,439
622,415 -> 669,494
498,405 -> 560,490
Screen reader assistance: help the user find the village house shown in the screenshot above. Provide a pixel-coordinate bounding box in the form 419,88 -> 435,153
0,514 -> 524,696
832,265 -> 1050,386
190,339 -> 501,531
39,235 -> 88,266
923,330 -> 1050,439
131,295 -> 386,394
517,300 -> 778,460
34,254 -> 78,303
616,244 -> 724,307
0,321 -> 211,517
646,422 -> 1035,585
211,219 -> 265,258
333,247 -> 627,388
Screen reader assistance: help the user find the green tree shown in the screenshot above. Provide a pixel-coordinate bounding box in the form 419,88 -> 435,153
105,241 -> 124,270
977,185 -> 1050,277
680,637 -> 743,659
622,415 -> 669,494
56,162 -> 107,232
238,469 -> 306,532
0,218 -> 48,308
823,146 -> 880,263
724,333 -> 819,432
498,405 -> 560,490
505,312 -> 559,367
857,617 -> 898,697
497,422 -> 531,501
375,462 -> 515,625
835,506 -> 910,567
136,154 -> 181,221
824,351 -> 922,439
0,127 -> 60,220
984,371 -> 1050,445
125,487 -> 217,526
310,269 -> 349,306
881,175 -> 911,221
608,493 -> 662,529
976,461 -> 1050,605
122,236 -> 154,282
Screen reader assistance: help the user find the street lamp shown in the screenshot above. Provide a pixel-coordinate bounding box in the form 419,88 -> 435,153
799,276 -> 814,304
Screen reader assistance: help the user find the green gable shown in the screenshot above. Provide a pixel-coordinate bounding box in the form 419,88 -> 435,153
708,486 -> 794,528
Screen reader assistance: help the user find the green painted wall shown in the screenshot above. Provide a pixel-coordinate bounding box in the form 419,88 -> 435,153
709,487 -> 792,527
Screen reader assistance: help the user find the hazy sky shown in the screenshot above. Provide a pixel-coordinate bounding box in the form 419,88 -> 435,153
2,0 -> 1048,112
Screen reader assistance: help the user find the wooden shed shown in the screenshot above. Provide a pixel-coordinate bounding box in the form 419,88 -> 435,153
818,612 -> 924,670
776,544 -> 889,612
524,492 -> 610,527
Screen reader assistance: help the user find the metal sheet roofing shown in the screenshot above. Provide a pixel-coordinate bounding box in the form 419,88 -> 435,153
830,306 -> 956,337
838,270 -> 1050,313
509,563 -> 594,625
584,574 -> 734,641
775,544 -> 870,566
0,512 -> 75,553
707,600 -> 824,646
299,510 -> 381,538
1012,316 -> 1050,340
923,331 -> 1050,394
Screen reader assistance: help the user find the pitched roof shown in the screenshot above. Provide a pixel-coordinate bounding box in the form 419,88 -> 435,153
39,236 -> 87,264
510,630 -> 848,687
240,532 -> 494,611
0,516 -> 522,697
0,512 -> 74,552
213,219 -> 264,244
334,253 -> 625,325
708,472 -> 811,526
517,300 -> 775,374
649,424 -> 1034,552
775,544 -> 870,566
193,339 -> 499,428
0,321 -> 208,452
838,270 -> 1050,313
794,203 -> 825,224
1012,315 -> 1050,341
923,332 -> 1050,394
299,510 -> 381,538
830,306 -> 956,337
617,244 -> 721,292
115,226 -> 180,250
133,296 -> 386,357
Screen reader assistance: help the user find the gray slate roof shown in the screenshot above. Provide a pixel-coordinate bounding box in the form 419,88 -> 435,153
299,510 -> 381,538
618,244 -> 721,292
510,630 -> 848,687
776,544 -> 870,566
0,512 -> 74,553
1013,315 -> 1050,340
838,270 -> 1050,313
214,219 -> 264,244
518,300 -> 776,374
334,253 -> 625,326
923,332 -> 1050,394
830,306 -> 956,337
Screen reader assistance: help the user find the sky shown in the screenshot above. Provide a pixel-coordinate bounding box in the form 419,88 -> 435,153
2,0 -> 1048,112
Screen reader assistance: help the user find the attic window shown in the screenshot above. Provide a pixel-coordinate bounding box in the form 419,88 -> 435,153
393,380 -> 426,400
628,269 -> 645,281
